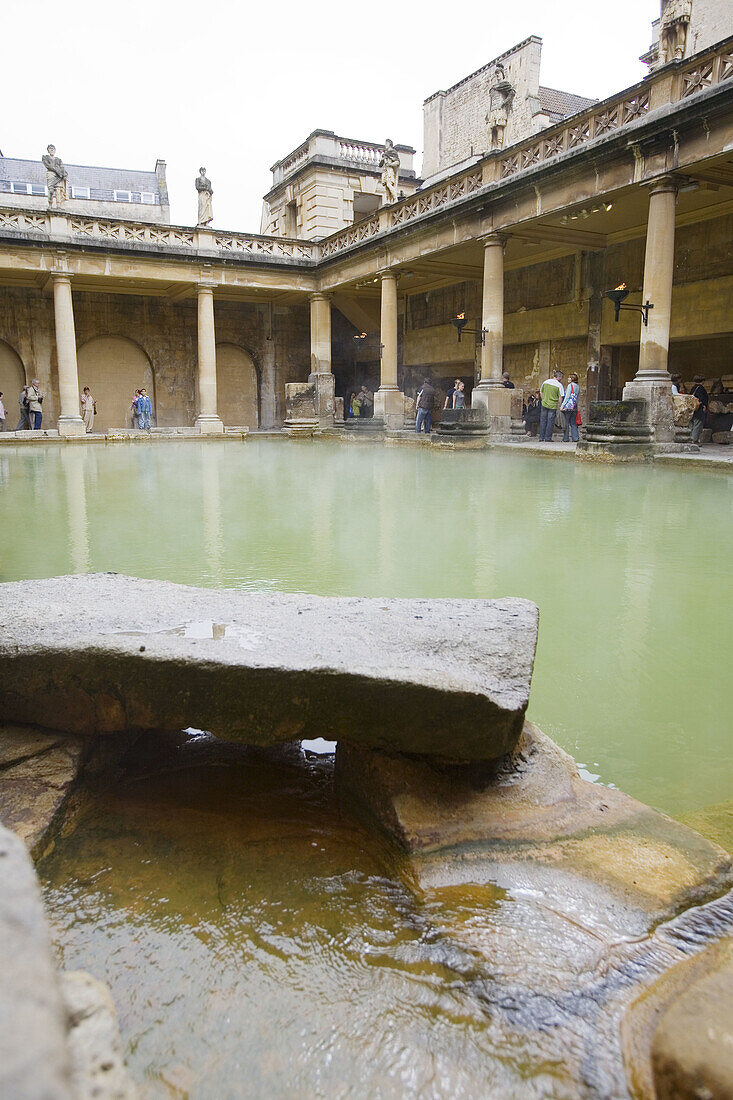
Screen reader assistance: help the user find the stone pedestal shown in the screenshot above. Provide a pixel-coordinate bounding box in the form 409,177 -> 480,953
310,371 -> 335,428
471,385 -> 512,435
621,378 -> 674,443
373,386 -> 405,431
436,408 -> 489,439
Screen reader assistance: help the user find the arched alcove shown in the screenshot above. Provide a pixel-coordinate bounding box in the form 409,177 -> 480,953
0,340 -> 26,425
216,343 -> 259,429
77,337 -> 155,432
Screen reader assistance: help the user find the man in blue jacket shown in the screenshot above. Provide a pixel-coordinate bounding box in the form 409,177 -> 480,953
137,388 -> 153,431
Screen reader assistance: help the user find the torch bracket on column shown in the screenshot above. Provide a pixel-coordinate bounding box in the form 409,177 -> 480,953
604,285 -> 654,327
451,313 -> 489,346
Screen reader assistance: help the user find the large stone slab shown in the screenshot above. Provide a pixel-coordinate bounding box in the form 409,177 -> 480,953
0,574 -> 538,761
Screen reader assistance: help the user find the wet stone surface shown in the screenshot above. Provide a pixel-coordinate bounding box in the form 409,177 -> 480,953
0,574 -> 538,761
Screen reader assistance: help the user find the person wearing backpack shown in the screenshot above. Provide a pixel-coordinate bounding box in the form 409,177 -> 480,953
561,373 -> 581,443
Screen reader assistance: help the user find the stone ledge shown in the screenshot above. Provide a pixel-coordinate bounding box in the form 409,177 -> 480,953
0,574 -> 538,762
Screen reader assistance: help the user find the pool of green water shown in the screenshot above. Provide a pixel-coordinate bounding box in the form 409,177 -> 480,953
1,438 -> 730,817
2,438 -> 731,1098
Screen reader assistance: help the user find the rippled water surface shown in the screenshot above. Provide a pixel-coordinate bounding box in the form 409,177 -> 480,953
2,438 -> 731,1097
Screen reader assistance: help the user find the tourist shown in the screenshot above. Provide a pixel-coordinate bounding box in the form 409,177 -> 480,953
690,375 -> 709,443
0,392 -> 5,432
502,372 -> 515,389
415,378 -> 435,434
15,385 -> 30,431
561,372 -> 581,443
351,391 -> 362,417
80,387 -> 96,433
523,392 -> 540,436
137,388 -> 153,431
26,379 -> 44,430
359,385 -> 373,419
453,380 -> 466,409
444,378 -> 460,409
348,392 -> 357,418
131,389 -> 141,429
539,370 -> 564,441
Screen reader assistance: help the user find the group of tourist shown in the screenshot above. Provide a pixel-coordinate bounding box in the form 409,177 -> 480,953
347,385 -> 374,418
131,389 -> 153,431
2,382 -> 46,431
536,370 -> 582,442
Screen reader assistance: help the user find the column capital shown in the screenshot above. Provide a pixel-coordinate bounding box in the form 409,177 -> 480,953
309,291 -> 332,303
50,270 -> 72,284
478,232 -> 510,248
197,281 -> 217,293
643,174 -> 678,197
377,268 -> 398,283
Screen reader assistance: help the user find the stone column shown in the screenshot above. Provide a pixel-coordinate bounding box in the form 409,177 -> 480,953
308,292 -> 335,429
471,234 -> 510,434
373,271 -> 404,430
52,273 -> 85,437
195,284 -> 224,434
622,177 -> 677,442
309,292 -> 332,374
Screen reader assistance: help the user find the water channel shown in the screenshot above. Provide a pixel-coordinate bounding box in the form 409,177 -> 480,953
1,439 -> 731,1096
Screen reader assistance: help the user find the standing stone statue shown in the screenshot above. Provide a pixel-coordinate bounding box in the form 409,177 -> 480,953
42,145 -> 68,208
659,0 -> 692,63
196,167 -> 213,226
379,140 -> 400,206
486,64 -> 516,149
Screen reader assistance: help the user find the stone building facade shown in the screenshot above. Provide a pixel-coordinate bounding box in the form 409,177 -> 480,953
0,15 -> 731,444
422,37 -> 596,180
0,155 -> 170,224
261,131 -> 418,240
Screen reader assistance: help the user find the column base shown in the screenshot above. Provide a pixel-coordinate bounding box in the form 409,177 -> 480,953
470,383 -> 511,435
194,416 -> 224,435
621,377 -> 674,443
373,387 -> 405,431
57,416 -> 86,438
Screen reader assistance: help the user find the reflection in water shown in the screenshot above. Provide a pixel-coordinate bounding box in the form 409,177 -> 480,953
1,437 -> 730,818
61,446 -> 90,574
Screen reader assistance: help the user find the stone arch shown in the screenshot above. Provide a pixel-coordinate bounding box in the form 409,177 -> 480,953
77,336 -> 155,432
0,340 -> 26,425
216,343 -> 259,429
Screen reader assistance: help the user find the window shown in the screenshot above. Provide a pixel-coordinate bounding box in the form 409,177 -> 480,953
113,189 -> 131,202
140,192 -> 157,204
11,182 -> 32,194
71,186 -> 91,199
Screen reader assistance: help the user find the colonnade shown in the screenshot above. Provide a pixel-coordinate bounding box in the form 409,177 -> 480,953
48,274 -> 223,436
44,177 -> 678,439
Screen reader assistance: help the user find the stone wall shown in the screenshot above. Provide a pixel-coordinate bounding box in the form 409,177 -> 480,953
0,288 -> 309,429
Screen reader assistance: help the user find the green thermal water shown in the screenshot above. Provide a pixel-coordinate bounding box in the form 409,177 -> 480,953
1,438 -> 731,1097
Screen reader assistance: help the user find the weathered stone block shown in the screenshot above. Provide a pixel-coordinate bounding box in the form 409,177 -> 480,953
0,575 -> 538,762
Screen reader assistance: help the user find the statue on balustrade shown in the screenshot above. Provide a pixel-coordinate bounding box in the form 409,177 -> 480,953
196,167 -> 214,226
379,140 -> 400,206
659,0 -> 693,63
486,64 -> 516,149
42,145 -> 68,207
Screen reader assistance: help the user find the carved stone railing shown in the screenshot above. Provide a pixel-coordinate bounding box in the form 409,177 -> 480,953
0,208 -> 318,263
497,88 -> 651,180
337,141 -> 383,167
390,168 -> 483,227
214,231 -> 315,259
0,210 -> 48,233
69,218 -> 196,247
316,35 -> 733,258
319,215 -> 381,258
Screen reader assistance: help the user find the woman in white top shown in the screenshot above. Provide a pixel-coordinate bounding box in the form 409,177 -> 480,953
80,387 -> 96,433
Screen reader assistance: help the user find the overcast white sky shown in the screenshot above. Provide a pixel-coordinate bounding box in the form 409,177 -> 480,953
4,0 -> 659,230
